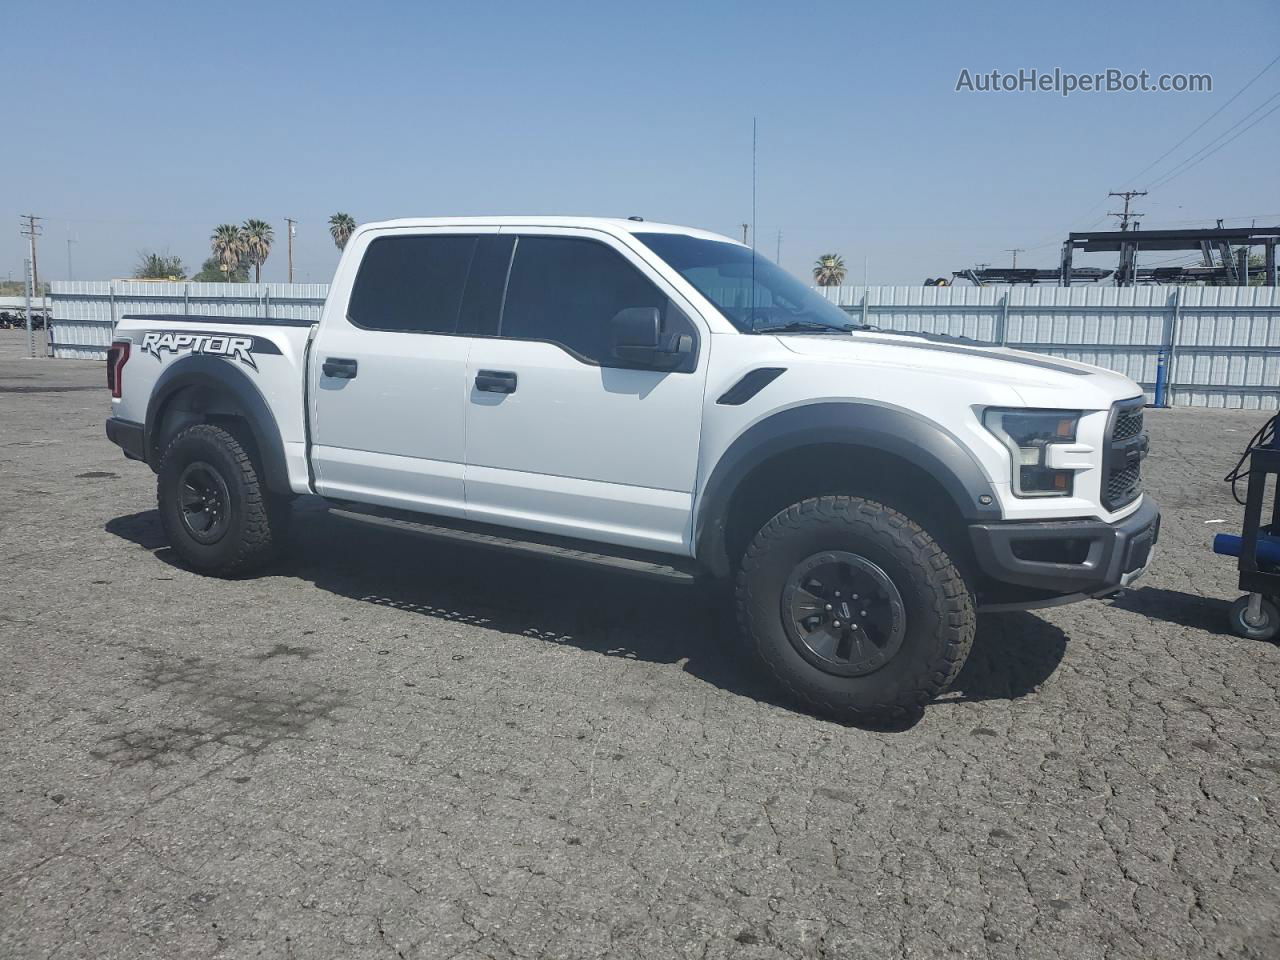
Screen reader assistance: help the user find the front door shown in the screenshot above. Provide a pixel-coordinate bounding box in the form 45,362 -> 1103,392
463,231 -> 709,554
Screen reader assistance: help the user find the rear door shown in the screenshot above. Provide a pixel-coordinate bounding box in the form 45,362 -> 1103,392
462,230 -> 709,554
310,228 -> 506,516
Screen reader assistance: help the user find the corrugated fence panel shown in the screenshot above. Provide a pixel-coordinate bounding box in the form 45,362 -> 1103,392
830,285 -> 1280,409
52,281 -> 1280,408
49,281 -> 331,359
1172,287 -> 1280,409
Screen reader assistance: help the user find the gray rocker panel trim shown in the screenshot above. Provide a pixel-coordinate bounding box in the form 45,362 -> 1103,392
143,355 -> 291,495
694,401 -> 1003,577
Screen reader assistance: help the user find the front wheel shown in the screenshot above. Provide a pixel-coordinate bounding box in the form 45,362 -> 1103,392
736,496 -> 975,721
157,423 -> 289,576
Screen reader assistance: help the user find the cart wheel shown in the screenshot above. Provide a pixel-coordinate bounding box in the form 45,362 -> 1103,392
1228,595 -> 1280,641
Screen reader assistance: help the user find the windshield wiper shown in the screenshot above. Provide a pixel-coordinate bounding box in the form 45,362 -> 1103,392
851,327 -> 974,344
754,320 -> 861,335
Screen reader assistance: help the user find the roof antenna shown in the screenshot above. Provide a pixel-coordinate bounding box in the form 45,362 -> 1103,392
751,116 -> 758,328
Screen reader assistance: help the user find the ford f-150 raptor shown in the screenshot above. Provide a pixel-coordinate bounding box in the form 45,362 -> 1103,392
105,217 -> 1158,719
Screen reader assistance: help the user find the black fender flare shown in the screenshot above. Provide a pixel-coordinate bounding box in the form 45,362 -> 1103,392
144,355 -> 291,495
694,401 -> 1004,577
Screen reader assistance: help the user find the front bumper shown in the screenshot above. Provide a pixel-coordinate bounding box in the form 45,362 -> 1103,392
969,496 -> 1160,610
105,417 -> 147,463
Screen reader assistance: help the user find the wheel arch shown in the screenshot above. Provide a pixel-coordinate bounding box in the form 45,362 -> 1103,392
144,355 -> 291,495
694,401 -> 1003,578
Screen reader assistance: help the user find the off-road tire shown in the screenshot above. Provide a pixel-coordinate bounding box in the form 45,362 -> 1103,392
157,423 -> 289,576
736,496 -> 975,720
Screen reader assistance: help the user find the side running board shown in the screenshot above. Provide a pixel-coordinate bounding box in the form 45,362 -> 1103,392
326,504 -> 701,584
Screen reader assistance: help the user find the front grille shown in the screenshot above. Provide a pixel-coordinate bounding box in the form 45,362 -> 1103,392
1107,463 -> 1141,505
1102,398 -> 1147,511
1112,408 -> 1144,441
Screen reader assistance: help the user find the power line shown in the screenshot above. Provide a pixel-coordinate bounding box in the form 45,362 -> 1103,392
1149,92 -> 1280,190
1125,52 -> 1280,185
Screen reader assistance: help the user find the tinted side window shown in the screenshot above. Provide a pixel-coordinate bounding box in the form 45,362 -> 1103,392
348,235 -> 476,333
500,237 -> 668,363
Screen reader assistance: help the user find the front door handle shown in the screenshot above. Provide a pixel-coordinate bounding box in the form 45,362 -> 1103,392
475,370 -> 517,394
322,357 -> 358,379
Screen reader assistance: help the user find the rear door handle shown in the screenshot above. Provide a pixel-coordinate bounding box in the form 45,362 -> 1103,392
475,370 -> 517,394
322,357 -> 358,379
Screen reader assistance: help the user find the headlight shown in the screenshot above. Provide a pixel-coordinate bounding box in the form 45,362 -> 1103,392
983,408 -> 1081,497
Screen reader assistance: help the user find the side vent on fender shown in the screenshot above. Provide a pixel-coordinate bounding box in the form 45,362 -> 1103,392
716,368 -> 786,406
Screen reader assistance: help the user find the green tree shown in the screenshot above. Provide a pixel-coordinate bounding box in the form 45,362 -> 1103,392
0,280 -> 50,296
329,212 -> 357,250
210,224 -> 245,283
1248,253 -> 1270,287
192,255 -> 249,282
133,251 -> 187,280
813,254 -> 847,286
241,219 -> 274,283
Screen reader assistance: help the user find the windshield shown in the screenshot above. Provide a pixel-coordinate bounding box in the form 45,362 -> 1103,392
634,232 -> 857,334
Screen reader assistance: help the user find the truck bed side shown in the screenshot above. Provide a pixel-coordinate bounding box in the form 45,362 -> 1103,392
110,314 -> 317,495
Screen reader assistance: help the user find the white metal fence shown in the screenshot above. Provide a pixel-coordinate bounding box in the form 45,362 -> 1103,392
49,281 -> 328,360
823,285 -> 1280,409
50,281 -> 1280,409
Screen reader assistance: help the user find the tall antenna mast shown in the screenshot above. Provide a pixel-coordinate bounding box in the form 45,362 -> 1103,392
750,117 -> 758,327
751,117 -> 757,251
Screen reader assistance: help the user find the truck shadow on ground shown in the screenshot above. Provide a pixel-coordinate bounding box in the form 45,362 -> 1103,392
107,504 -> 1068,730
1107,585 -> 1233,635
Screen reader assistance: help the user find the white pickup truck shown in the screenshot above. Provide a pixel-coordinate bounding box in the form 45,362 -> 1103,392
106,217 -> 1158,719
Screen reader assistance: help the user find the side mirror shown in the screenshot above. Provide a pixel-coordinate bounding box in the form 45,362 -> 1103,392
610,307 -> 662,364
610,307 -> 693,369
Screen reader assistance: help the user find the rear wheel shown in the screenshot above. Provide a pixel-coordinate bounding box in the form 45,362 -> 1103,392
157,423 -> 289,576
736,495 -> 975,721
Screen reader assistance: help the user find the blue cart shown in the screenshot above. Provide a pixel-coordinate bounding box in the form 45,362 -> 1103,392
1215,423 -> 1280,641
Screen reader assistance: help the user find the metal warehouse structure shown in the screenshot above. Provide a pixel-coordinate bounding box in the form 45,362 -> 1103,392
49,280 -> 1280,410
1061,225 -> 1280,287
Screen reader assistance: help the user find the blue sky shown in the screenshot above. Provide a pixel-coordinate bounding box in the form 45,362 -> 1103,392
5,0 -> 1279,285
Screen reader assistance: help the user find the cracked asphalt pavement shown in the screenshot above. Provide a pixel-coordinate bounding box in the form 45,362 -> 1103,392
2,331 -> 1278,959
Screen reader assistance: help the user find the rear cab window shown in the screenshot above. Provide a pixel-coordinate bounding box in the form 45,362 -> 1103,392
347,235 -> 477,334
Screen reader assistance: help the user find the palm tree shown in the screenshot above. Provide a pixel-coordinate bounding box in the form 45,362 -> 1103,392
241,219 -> 274,283
211,224 -> 245,283
329,213 -> 356,250
813,254 -> 848,287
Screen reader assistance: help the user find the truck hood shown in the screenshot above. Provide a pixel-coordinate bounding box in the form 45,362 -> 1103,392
775,332 -> 1143,409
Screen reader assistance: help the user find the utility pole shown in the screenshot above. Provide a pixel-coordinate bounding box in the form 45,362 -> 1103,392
23,258 -> 34,359
741,223 -> 749,245
66,233 -> 76,281
1006,248 -> 1025,268
19,214 -> 42,303
285,218 -> 296,283
1108,190 -> 1147,231
775,229 -> 782,263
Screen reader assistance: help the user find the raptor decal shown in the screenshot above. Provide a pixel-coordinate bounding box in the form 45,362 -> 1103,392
139,330 -> 281,370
